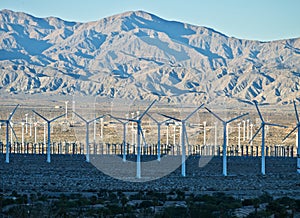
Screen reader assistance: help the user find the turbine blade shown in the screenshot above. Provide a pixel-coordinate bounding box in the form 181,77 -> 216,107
240,99 -> 254,105
158,113 -> 181,122
147,113 -> 171,125
90,114 -> 106,123
140,126 -> 147,146
128,118 -> 139,123
265,122 -> 287,128
253,101 -> 264,122
108,114 -> 125,124
205,107 -> 224,123
9,122 -> 18,142
146,113 -> 158,124
282,126 -> 297,142
73,111 -> 87,123
184,103 -> 204,121
184,126 -> 190,146
139,100 -> 156,120
114,116 -> 131,122
110,114 -> 139,123
160,118 -> 172,125
32,110 -> 49,122
8,104 -> 20,121
249,125 -> 262,143
227,113 -> 249,123
294,101 -> 300,123
50,113 -> 66,123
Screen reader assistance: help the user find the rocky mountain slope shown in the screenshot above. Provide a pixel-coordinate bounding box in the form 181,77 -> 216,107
0,9 -> 300,104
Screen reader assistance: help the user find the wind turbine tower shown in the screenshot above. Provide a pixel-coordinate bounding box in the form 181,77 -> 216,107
160,103 -> 204,177
108,114 -> 130,162
205,107 -> 248,176
282,101 -> 300,174
0,104 -> 19,163
146,113 -> 170,161
113,100 -> 156,178
250,101 -> 287,175
65,101 -> 69,120
129,100 -> 156,178
25,113 -> 28,134
73,112 -> 105,163
32,110 -> 65,163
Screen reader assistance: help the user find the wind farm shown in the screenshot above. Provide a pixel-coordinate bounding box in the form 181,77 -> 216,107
0,95 -> 300,217
0,97 -> 297,175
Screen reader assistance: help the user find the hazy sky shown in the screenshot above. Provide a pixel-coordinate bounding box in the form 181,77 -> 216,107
1,0 -> 299,41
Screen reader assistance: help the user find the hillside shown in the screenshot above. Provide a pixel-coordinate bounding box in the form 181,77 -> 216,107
0,9 -> 300,104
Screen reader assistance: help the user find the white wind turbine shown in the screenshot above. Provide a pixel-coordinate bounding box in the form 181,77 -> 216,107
100,117 -> 104,139
250,101 -> 287,175
34,121 -> 38,144
73,112 -> 105,163
203,121 -> 207,146
205,107 -> 248,176
282,100 -> 300,174
166,122 -> 170,146
29,116 -> 32,137
160,103 -> 204,177
243,120 -> 246,141
0,104 -> 19,163
21,122 -> 25,151
10,122 -> 14,146
32,110 -> 65,163
25,113 -> 28,134
146,113 -> 171,161
237,123 -> 241,152
113,100 -> 156,179
72,96 -> 76,122
43,122 -> 47,153
108,114 -> 130,162
65,101 -> 69,120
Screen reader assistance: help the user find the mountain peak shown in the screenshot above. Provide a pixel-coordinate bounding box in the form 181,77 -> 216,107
0,9 -> 299,104
105,10 -> 160,21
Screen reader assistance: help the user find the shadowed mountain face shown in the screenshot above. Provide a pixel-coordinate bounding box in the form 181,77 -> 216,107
0,9 -> 300,104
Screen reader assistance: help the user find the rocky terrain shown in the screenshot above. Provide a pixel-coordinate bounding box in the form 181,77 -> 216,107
1,154 -> 299,199
0,10 -> 300,105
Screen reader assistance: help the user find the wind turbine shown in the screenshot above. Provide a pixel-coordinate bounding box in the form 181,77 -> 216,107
160,103 -> 204,177
21,122 -> 25,152
72,96 -> 76,122
108,114 -> 130,162
25,113 -> 28,134
32,110 -> 65,163
129,100 -> 156,178
112,100 -> 156,179
34,122 -> 38,144
0,104 -> 19,163
146,113 -> 170,161
282,101 -> 300,174
205,107 -> 248,176
73,112 -> 105,163
250,101 -> 287,175
237,123 -> 241,152
203,121 -> 207,146
65,101 -> 69,120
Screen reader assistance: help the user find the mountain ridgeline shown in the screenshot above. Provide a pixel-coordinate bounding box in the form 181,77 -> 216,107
0,9 -> 300,104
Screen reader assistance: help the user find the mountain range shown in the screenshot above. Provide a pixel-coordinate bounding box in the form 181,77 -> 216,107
0,9 -> 300,105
